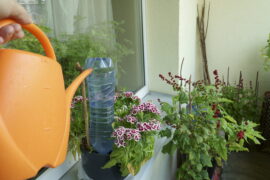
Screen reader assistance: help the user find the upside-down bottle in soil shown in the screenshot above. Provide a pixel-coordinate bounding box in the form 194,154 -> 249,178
85,57 -> 115,154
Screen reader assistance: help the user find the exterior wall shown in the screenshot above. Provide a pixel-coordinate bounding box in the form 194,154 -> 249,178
205,0 -> 270,94
146,0 -> 180,95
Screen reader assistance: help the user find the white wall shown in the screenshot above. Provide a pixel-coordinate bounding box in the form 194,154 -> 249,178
146,0 -> 201,95
146,0 -> 180,95
205,0 -> 270,94
179,0 -> 201,81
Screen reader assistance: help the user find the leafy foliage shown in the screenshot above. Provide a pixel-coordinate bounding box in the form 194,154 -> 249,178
158,72 -> 264,180
221,84 -> 260,124
261,34 -> 270,71
103,92 -> 161,176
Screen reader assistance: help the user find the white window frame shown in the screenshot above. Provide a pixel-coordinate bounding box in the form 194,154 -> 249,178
134,0 -> 149,99
36,0 -> 148,179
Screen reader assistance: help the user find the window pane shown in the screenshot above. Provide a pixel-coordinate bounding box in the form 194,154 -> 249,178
112,0 -> 145,92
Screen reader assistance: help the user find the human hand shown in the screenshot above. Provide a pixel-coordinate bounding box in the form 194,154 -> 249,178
0,0 -> 32,44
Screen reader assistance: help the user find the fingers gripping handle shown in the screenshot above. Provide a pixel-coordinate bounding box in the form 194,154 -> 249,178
0,19 -> 56,60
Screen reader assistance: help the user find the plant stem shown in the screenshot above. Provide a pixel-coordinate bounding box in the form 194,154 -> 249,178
76,62 -> 91,149
227,67 -> 230,86
179,58 -> 185,114
255,71 -> 259,104
197,0 -> 211,85
189,75 -> 192,113
180,58 -> 185,87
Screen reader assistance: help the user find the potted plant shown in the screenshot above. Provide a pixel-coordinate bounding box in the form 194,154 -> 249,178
71,91 -> 161,179
102,91 -> 162,176
158,71 -> 264,180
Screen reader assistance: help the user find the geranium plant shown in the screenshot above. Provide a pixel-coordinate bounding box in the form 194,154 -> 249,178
103,92 -> 161,176
158,71 -> 264,180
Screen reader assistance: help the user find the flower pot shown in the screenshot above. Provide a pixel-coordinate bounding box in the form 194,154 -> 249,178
81,146 -> 125,180
207,160 -> 222,180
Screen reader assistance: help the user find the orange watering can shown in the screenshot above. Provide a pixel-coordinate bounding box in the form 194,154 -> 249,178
0,19 -> 92,180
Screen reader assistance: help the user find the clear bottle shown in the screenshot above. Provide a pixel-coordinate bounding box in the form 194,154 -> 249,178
85,57 -> 115,154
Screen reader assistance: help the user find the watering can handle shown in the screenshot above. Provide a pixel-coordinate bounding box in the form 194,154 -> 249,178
0,19 -> 56,60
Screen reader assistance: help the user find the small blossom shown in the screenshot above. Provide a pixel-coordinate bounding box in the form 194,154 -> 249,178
237,130 -> 245,140
131,102 -> 160,115
132,95 -> 141,102
112,127 -> 142,147
137,120 -> 161,132
125,115 -> 137,124
212,104 -> 217,110
115,116 -> 124,122
124,91 -> 134,98
70,103 -> 75,109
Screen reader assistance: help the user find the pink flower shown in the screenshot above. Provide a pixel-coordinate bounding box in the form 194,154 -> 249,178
132,96 -> 141,102
124,91 -> 134,98
70,103 -> 75,109
112,127 -> 142,147
137,120 -> 161,132
115,117 -> 124,122
126,115 -> 137,124
133,134 -> 141,142
131,102 -> 160,115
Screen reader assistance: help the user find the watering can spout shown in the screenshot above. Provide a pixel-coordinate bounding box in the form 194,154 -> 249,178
66,68 -> 92,114
53,69 -> 92,165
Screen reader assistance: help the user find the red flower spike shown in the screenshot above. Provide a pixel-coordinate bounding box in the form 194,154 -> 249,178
212,104 -> 217,110
237,131 -> 245,140
213,114 -> 218,118
213,70 -> 218,76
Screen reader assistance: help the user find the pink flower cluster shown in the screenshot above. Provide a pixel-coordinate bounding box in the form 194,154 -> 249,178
131,102 -> 160,115
115,115 -> 137,124
126,115 -> 137,124
132,95 -> 140,102
124,91 -> 134,97
71,96 -> 87,108
112,127 -> 141,147
137,120 -> 161,132
114,92 -> 141,102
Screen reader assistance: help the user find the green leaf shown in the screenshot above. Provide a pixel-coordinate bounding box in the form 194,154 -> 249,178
162,141 -> 177,155
161,102 -> 173,114
102,159 -> 117,169
217,98 -> 233,103
201,154 -> 212,167
175,91 -> 189,104
224,115 -> 237,123
159,128 -> 172,138
196,164 -> 203,171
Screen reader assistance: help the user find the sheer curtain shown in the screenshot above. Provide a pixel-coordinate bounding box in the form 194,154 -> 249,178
19,0 -> 114,38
